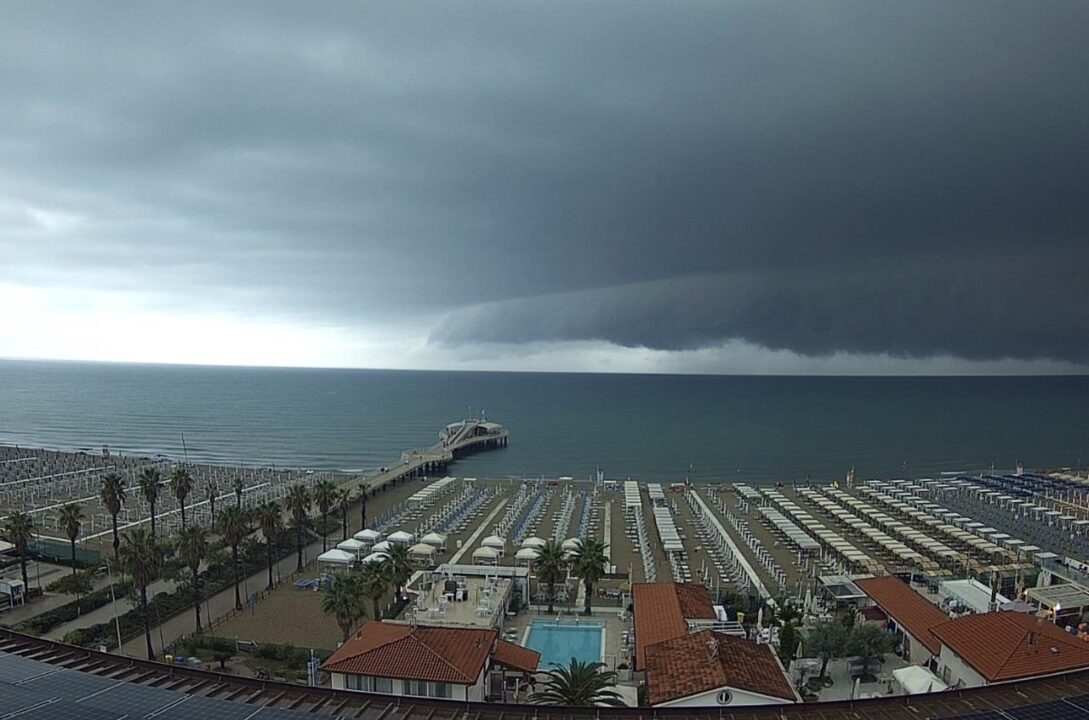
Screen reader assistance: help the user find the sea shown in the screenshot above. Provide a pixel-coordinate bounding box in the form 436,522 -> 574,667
0,359 -> 1086,484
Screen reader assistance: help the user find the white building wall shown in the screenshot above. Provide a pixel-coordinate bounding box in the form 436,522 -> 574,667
937,645 -> 988,688
331,673 -> 345,690
656,685 -> 794,708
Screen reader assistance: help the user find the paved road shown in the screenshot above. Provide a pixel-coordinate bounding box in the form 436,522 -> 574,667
44,577 -> 175,641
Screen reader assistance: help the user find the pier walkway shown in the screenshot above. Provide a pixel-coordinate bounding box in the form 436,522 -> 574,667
354,419 -> 508,496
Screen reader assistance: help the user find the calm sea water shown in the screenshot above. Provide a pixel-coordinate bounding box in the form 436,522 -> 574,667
0,359 -> 1086,483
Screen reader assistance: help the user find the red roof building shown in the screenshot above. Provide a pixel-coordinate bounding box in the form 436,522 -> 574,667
932,611 -> 1089,686
632,582 -> 717,670
323,621 -> 537,701
644,630 -> 798,707
855,576 -> 948,660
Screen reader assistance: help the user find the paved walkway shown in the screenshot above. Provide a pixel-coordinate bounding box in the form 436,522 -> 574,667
119,538 -> 324,658
0,563 -> 114,626
43,577 -> 175,641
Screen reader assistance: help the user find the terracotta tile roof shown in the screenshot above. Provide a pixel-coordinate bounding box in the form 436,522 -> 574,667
644,630 -> 797,705
856,576 -> 947,655
322,621 -> 498,684
632,582 -> 717,671
492,639 -> 540,673
932,611 -> 1089,682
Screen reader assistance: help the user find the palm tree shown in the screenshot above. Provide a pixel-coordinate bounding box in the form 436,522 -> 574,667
99,472 -> 125,562
255,501 -> 282,589
337,488 -> 351,541
321,572 -> 367,642
313,479 -> 337,553
233,477 -> 244,508
170,466 -> 193,529
206,481 -> 218,521
218,505 -> 250,611
58,502 -> 84,613
535,538 -> 567,614
529,658 -> 625,706
358,560 -> 392,620
120,527 -> 164,659
2,511 -> 36,591
285,484 -> 310,571
357,487 -> 368,529
569,538 -> 609,615
384,543 -> 413,602
175,525 -> 209,633
137,466 -> 161,536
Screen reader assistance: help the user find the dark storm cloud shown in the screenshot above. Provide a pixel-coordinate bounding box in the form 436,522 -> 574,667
2,2 -> 1088,363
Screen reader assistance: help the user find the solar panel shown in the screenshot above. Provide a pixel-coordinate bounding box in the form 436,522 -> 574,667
18,668 -> 116,700
15,699 -> 124,720
0,652 -> 50,683
1005,699 -> 1089,720
249,708 -> 321,720
155,695 -> 261,720
0,682 -> 50,715
78,681 -> 179,717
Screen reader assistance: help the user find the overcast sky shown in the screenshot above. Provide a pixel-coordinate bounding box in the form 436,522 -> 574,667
2,2 -> 1087,374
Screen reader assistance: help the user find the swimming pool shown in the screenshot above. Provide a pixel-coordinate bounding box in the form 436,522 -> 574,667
524,620 -> 604,668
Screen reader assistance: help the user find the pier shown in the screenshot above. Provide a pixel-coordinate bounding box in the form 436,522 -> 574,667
359,418 -> 509,495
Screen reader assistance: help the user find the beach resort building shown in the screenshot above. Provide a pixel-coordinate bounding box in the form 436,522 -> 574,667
931,611 -> 1089,688
855,576 -> 949,666
644,629 -> 799,707
323,621 -> 538,701
632,581 -> 795,707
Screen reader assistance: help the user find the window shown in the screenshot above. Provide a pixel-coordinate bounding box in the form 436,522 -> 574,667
374,677 -> 393,694
404,681 -> 454,698
404,679 -> 429,697
344,675 -> 393,694
431,682 -> 453,699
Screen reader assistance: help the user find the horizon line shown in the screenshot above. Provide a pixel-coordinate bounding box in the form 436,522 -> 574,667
1,354 -> 1087,379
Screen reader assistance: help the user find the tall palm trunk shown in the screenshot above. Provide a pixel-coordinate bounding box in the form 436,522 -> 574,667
179,501 -> 186,529
584,582 -> 593,615
149,504 -> 156,537
232,545 -> 242,610
267,542 -> 275,589
111,514 -> 120,562
321,511 -> 328,552
141,586 -> 154,659
341,505 -> 348,541
69,540 -> 80,615
192,569 -> 202,633
295,526 -> 303,571
19,553 -> 28,591
359,495 -> 366,528
373,597 -> 382,620
547,583 -> 555,614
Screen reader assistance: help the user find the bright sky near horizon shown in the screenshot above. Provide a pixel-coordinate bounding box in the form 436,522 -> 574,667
2,3 -> 1087,374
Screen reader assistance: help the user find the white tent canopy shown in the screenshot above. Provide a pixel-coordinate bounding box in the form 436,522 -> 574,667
482,535 -> 506,550
355,529 -> 381,542
515,547 -> 540,563
521,537 -> 546,549
337,538 -> 367,553
473,546 -> 499,564
893,666 -> 948,695
361,551 -> 388,565
421,532 -> 446,546
409,543 -> 436,556
562,538 -> 582,551
317,549 -> 355,566
388,531 -> 414,545
371,541 -> 392,554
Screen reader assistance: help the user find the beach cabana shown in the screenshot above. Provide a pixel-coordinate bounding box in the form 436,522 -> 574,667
515,547 -> 540,565
388,531 -> 414,546
360,551 -> 388,565
409,543 -> 437,565
354,529 -> 382,544
317,549 -> 355,568
482,535 -> 506,554
521,537 -> 546,549
562,538 -> 582,551
420,532 -> 447,550
337,538 -> 367,556
371,540 -> 392,554
473,546 -> 500,565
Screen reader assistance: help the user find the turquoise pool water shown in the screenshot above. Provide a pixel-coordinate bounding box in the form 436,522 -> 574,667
525,620 -> 604,668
